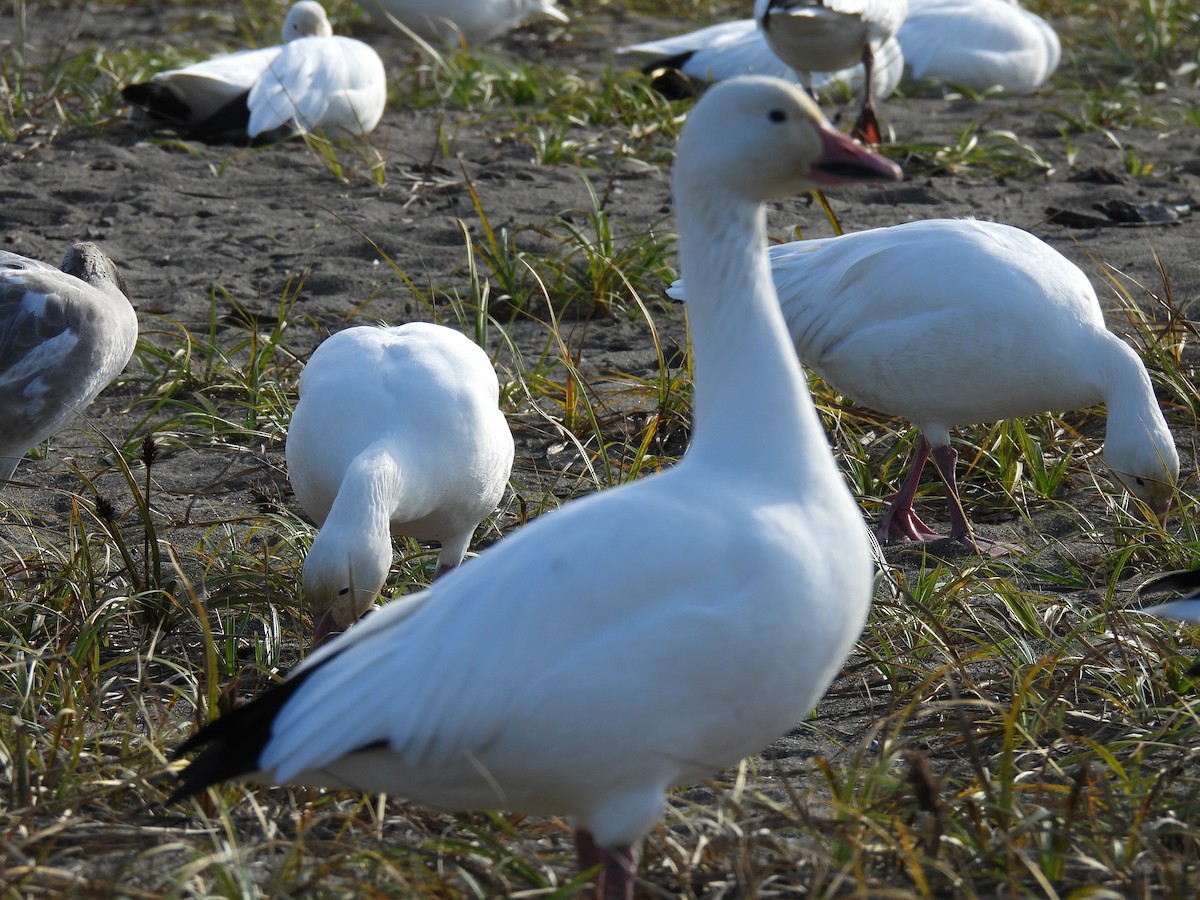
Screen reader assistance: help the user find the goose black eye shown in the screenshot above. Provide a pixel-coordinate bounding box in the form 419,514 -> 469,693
768,109 -> 786,123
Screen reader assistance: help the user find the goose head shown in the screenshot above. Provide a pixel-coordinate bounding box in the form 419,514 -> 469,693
1105,426 -> 1179,525
283,1 -> 333,41
673,75 -> 901,207
303,524 -> 392,645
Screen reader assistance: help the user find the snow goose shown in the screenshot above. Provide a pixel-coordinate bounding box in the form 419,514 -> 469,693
169,76 -> 900,899
898,0 -> 1060,94
669,218 -> 1179,552
0,243 -> 138,484
285,322 -> 514,645
122,2 -> 386,141
618,20 -> 905,108
358,0 -> 568,46
756,0 -> 909,142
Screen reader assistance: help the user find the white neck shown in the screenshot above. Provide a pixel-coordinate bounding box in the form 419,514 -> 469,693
676,184 -> 840,487
324,445 -> 404,538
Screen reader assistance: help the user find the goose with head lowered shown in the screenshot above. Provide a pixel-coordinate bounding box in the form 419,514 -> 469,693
756,0 -> 909,142
122,1 -> 386,141
670,218 -> 1178,552
617,20 -> 905,111
285,322 -> 514,646
168,76 -> 901,900
0,243 -> 138,484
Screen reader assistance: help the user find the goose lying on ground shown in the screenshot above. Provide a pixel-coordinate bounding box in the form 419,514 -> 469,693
669,218 -> 1178,552
285,322 -> 514,645
756,0 -> 909,142
358,0 -> 567,46
617,20 -> 905,109
898,0 -> 1060,94
169,76 -> 900,900
0,243 -> 138,484
122,1 -> 386,141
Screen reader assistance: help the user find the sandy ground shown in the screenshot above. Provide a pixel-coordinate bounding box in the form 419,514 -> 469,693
2,2 -> 1200,889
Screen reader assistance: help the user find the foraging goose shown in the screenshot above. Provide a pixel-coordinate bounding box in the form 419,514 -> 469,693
618,20 -> 905,108
122,2 -> 386,141
669,219 -> 1178,551
0,243 -> 138,483
170,76 -> 900,899
898,0 -> 1060,94
756,0 -> 909,142
358,0 -> 568,46
285,322 -> 514,645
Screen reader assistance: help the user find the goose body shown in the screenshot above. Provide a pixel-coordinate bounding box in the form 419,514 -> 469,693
669,218 -> 1178,549
358,0 -> 568,45
756,0 -> 909,141
618,20 -> 905,106
123,2 -> 386,140
285,322 -> 514,642
172,76 -> 901,898
899,0 -> 1060,94
0,243 -> 138,483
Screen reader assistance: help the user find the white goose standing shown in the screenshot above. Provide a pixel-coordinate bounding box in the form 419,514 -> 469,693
170,76 -> 901,899
618,20 -> 906,108
670,218 -> 1178,551
286,322 -> 514,645
122,2 -> 386,141
0,243 -> 138,483
756,0 -> 908,142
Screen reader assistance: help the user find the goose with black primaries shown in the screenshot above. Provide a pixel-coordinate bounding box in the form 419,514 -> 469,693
123,2 -> 386,141
669,218 -> 1178,552
285,322 -> 514,646
0,243 -> 138,483
169,76 -> 901,900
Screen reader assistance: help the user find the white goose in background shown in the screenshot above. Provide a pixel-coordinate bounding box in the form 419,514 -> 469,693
617,21 -> 906,109
122,1 -> 386,141
898,0 -> 1060,94
669,218 -> 1179,552
169,76 -> 901,900
358,0 -> 568,46
285,322 -> 514,645
0,243 -> 138,484
756,0 -> 909,142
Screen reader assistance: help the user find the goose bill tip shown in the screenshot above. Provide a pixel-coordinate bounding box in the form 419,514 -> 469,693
810,125 -> 902,186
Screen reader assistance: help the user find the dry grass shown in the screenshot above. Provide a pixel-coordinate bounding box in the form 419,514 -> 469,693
2,0 -> 1200,897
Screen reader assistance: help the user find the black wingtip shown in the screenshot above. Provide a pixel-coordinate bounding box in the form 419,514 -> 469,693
1137,568 -> 1200,600
168,664 -> 324,803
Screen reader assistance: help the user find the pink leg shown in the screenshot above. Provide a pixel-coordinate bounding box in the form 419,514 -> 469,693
930,444 -> 1013,556
851,43 -> 882,144
575,830 -> 636,900
877,435 -> 944,545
